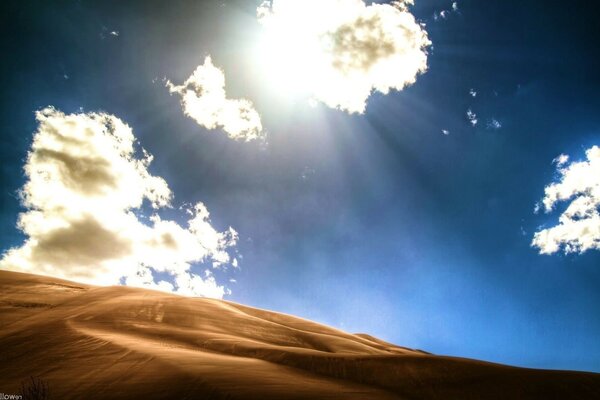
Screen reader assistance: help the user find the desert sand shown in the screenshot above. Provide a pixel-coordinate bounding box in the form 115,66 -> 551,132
0,270 -> 598,399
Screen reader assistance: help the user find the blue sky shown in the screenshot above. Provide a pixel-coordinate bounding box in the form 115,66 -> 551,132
1,0 -> 599,372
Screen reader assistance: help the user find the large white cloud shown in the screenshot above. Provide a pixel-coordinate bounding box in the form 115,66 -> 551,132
167,56 -> 264,141
256,0 -> 431,113
0,107 -> 238,298
532,146 -> 600,255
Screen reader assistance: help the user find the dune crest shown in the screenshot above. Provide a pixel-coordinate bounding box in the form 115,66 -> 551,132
0,270 -> 598,399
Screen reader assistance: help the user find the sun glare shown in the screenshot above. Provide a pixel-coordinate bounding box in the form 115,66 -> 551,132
255,5 -> 332,98
254,0 -> 431,113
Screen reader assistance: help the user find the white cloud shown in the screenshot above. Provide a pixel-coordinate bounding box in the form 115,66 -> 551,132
467,108 -> 478,126
256,0 -> 431,113
469,88 -> 477,97
442,129 -> 450,135
167,56 -> 264,141
487,118 -> 502,130
434,10 -> 448,20
0,107 -> 238,298
553,153 -> 569,167
100,27 -> 120,40
532,146 -> 600,254
434,1 -> 459,21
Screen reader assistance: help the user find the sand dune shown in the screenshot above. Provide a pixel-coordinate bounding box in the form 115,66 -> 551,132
0,270 -> 598,399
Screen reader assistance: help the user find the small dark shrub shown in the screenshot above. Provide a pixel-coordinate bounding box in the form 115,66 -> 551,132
20,376 -> 49,400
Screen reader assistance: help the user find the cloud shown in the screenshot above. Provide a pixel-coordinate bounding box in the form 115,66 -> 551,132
100,27 -> 119,39
0,107 -> 238,298
434,1 -> 460,21
257,0 -> 431,113
553,154 -> 569,167
433,10 -> 448,20
532,146 -> 600,254
167,56 -> 264,141
467,108 -> 478,126
487,118 -> 502,130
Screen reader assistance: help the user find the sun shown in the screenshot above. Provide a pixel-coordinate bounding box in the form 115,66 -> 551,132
254,3 -> 334,99
252,0 -> 431,113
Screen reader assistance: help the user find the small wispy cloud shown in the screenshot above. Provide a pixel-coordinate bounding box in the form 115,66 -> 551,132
469,88 -> 477,97
434,1 -> 460,21
532,146 -> 600,255
100,26 -> 120,39
467,109 -> 478,126
434,10 -> 449,20
553,154 -> 569,167
487,118 -> 502,130
167,56 -> 264,141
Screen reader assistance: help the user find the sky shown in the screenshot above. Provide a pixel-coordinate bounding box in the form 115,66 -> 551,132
1,0 -> 599,372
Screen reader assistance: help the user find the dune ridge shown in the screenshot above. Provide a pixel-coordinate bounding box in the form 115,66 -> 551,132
0,270 -> 598,399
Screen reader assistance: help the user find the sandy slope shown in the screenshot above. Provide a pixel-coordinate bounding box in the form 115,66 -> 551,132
0,271 -> 598,399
